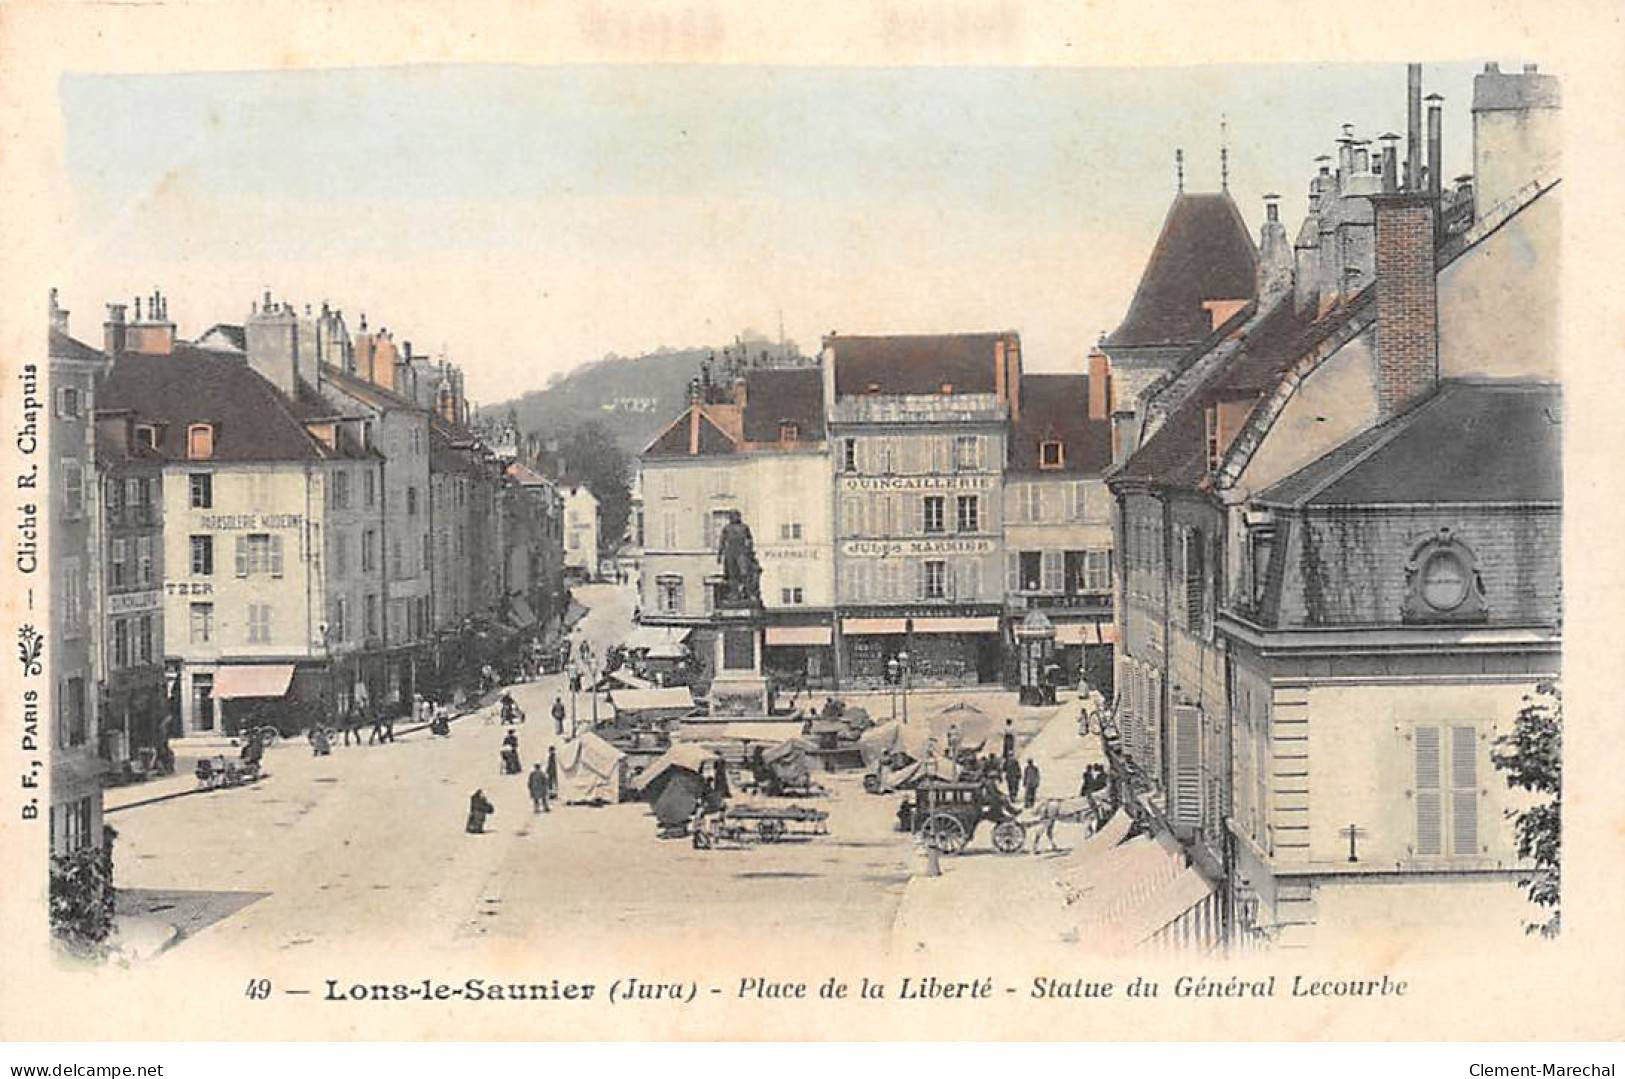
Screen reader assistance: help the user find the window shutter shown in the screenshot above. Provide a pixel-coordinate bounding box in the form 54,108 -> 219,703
1413,726 -> 1443,856
271,535 -> 285,577
976,436 -> 988,470
915,561 -> 927,600
1450,725 -> 1479,856
1173,705 -> 1203,828
1006,552 -> 1020,592
235,536 -> 249,578
1040,550 -> 1062,592
962,558 -> 980,599
913,496 -> 926,536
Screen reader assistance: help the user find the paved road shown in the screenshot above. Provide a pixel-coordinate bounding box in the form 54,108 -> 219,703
113,583 -> 913,964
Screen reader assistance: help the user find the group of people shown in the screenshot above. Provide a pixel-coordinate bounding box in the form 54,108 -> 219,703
469,725 -> 564,834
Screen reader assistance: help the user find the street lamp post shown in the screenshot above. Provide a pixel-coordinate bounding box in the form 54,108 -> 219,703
898,650 -> 911,726
886,655 -> 899,721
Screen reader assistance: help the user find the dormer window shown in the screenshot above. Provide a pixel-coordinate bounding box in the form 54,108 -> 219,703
134,424 -> 157,450
941,383 -> 954,394
1039,440 -> 1064,469
779,421 -> 799,442
866,382 -> 882,394
187,423 -> 215,460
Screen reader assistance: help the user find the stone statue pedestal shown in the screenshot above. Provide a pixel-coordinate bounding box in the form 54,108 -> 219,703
708,597 -> 768,716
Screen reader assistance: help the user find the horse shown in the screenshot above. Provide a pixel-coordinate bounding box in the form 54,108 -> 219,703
1026,795 -> 1104,853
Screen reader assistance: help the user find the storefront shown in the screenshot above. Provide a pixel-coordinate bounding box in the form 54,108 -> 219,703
837,610 -> 1003,686
762,622 -> 835,692
1053,620 -> 1116,696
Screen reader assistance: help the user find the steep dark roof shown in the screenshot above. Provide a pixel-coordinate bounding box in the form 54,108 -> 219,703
641,407 -> 741,459
830,333 -> 1011,397
696,412 -> 737,454
100,345 -> 356,463
321,363 -> 419,412
1008,373 -> 1113,475
1257,381 -> 1561,507
1112,394 -> 1208,489
1106,192 -> 1259,349
741,367 -> 825,442
49,327 -> 106,365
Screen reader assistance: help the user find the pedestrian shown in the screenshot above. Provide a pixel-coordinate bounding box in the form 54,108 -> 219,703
1001,719 -> 1016,763
1023,759 -> 1041,809
466,789 -> 495,834
551,696 -> 566,736
528,763 -> 551,813
367,707 -> 385,746
382,710 -> 396,743
946,723 -> 962,765
310,726 -> 332,756
501,730 -> 521,775
500,693 -> 518,726
1004,754 -> 1022,802
545,745 -> 559,797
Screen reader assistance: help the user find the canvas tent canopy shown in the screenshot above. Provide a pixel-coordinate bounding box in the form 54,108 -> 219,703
622,625 -> 692,652
610,687 -> 695,714
559,732 -> 629,802
629,743 -> 718,794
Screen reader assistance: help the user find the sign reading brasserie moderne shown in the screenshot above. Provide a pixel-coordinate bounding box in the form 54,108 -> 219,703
838,474 -> 992,493
842,538 -> 996,558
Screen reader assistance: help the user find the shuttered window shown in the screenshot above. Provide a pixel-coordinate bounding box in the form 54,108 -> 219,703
1172,705 -> 1203,828
1450,725 -> 1479,856
1413,726 -> 1443,856
1041,550 -> 1064,593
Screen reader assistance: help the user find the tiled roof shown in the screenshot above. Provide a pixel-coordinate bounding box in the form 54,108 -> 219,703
741,367 -> 825,442
101,345 -> 362,463
49,327 -> 106,365
1007,373 -> 1113,475
830,332 -> 1011,397
1106,192 -> 1259,349
94,424 -> 163,469
321,363 -> 420,412
1111,393 -> 1208,489
1256,381 -> 1561,507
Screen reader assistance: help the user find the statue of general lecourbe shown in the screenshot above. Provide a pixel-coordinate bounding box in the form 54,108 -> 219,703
716,510 -> 761,603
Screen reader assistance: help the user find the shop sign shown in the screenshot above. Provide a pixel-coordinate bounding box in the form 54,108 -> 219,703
841,538 -> 996,558
197,512 -> 303,530
108,589 -> 162,614
760,547 -> 822,560
839,474 -> 992,494
164,581 -> 215,596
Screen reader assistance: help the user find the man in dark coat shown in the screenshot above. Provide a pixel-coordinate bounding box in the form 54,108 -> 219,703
466,789 -> 494,833
1004,755 -> 1022,802
501,730 -> 521,775
343,702 -> 361,747
1001,719 -> 1016,763
528,764 -> 551,813
545,745 -> 559,797
367,706 -> 385,746
1022,759 -> 1041,809
551,696 -> 566,735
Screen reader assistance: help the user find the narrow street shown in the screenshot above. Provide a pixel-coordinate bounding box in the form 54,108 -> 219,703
111,584 -> 915,964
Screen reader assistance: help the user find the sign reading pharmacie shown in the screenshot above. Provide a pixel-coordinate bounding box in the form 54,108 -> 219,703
841,537 -> 996,558
838,474 -> 993,493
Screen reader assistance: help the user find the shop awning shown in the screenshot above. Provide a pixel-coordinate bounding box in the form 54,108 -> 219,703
843,617 -> 907,635
212,664 -> 295,701
623,625 -> 693,651
610,687 -> 696,712
764,625 -> 832,647
1055,622 -> 1118,646
509,596 -> 537,628
912,616 -> 1000,635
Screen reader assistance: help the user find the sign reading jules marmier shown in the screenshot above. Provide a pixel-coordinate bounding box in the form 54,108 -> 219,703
841,538 -> 997,558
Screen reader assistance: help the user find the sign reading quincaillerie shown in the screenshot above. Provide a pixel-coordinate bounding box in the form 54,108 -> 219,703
842,538 -> 996,558
839,474 -> 992,493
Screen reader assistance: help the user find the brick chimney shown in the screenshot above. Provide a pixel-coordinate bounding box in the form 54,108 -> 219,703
125,288 -> 176,355
1373,193 -> 1438,419
1087,347 -> 1111,421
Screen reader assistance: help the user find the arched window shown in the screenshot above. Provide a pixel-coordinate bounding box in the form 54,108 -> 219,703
187,423 -> 215,460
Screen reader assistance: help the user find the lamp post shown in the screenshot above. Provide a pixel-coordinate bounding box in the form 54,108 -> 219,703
886,655 -> 899,721
897,650 -> 911,726
567,661 -> 578,738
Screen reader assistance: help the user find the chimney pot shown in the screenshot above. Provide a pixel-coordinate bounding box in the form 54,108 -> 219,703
1485,62 -> 1500,73
1523,63 -> 1538,73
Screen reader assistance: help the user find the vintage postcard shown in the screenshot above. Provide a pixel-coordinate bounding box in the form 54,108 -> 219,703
1,0 -> 1621,1046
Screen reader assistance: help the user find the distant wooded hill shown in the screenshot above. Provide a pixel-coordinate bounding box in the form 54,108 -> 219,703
484,339 -> 803,458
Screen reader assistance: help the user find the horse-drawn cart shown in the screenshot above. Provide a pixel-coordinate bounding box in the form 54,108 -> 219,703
691,802 -> 829,849
904,778 -> 1026,855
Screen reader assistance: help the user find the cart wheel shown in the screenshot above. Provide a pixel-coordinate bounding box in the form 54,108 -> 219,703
921,813 -> 968,854
862,774 -> 880,795
758,818 -> 786,843
992,820 -> 1026,855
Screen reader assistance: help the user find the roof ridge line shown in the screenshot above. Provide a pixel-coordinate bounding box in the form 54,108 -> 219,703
1273,385 -> 1458,508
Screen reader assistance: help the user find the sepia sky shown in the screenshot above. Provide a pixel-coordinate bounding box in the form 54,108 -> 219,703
56,61 -> 1480,403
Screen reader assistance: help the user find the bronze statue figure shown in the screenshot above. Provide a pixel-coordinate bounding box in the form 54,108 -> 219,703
716,509 -> 761,603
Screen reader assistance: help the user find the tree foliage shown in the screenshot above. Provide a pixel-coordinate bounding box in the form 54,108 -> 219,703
561,420 -> 632,553
1491,680 -> 1561,938
50,825 -> 118,955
